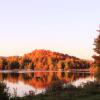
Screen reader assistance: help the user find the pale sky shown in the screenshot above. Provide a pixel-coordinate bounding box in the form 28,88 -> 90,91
0,0 -> 100,60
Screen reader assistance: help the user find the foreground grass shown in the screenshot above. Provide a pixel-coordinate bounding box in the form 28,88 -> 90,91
0,81 -> 100,100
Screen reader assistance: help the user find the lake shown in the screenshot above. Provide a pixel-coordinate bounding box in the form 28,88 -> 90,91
0,71 -> 95,97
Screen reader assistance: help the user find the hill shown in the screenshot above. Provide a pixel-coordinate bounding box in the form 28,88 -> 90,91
0,49 -> 91,70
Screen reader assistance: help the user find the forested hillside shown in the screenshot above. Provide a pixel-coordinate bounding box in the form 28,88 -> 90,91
0,49 -> 91,70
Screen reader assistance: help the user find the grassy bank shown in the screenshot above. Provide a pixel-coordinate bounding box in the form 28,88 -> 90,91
0,80 -> 100,100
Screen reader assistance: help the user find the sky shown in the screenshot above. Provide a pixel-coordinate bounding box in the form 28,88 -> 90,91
0,0 -> 100,60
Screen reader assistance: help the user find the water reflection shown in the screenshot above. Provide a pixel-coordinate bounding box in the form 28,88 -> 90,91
0,71 -> 94,97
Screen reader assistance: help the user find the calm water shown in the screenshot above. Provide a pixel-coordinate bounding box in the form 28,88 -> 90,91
0,71 -> 95,97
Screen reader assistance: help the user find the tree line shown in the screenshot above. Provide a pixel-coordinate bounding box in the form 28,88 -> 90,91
0,50 -> 91,70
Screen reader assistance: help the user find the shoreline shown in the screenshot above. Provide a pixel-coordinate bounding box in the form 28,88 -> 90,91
0,69 -> 90,73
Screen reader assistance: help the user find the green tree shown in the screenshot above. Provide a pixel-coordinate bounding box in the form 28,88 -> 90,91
10,61 -> 20,69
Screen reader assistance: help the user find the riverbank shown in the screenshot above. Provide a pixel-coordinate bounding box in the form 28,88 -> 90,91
11,81 -> 100,100
0,80 -> 100,100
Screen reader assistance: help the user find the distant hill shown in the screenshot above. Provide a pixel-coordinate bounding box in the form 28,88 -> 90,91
0,49 -> 91,70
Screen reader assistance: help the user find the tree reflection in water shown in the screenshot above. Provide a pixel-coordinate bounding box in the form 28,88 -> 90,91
0,71 -> 93,97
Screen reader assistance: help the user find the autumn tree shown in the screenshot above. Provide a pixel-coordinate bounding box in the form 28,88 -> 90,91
92,26 -> 100,77
0,58 -> 8,70
21,58 -> 34,69
93,28 -> 100,67
0,58 -> 3,70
